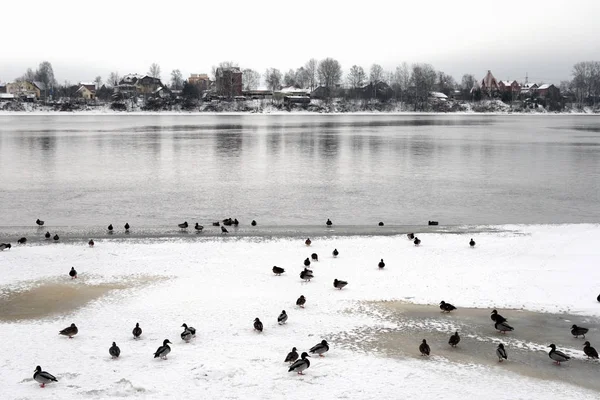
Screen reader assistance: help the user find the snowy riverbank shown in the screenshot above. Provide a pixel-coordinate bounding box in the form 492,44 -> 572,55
1,224 -> 600,399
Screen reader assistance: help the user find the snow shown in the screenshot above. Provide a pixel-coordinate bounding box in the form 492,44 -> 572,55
1,224 -> 600,398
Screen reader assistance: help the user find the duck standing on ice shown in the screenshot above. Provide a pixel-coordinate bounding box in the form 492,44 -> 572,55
310,340 -> 329,357
285,347 -> 299,363
45,231 -> 51,239
304,258 -> 311,267
254,318 -> 263,332
288,352 -> 311,374
33,366 -> 57,387
378,259 -> 385,269
278,310 -> 288,325
448,331 -> 460,347
300,268 -> 313,281
69,267 -> 77,279
414,237 -> 421,246
571,324 -> 589,338
59,323 -> 78,338
305,238 -> 311,246
419,339 -> 430,356
326,218 -> 332,226
154,339 -> 172,359
332,248 -> 339,257
296,295 -> 306,308
109,342 -> 121,358
496,343 -> 508,362
272,266 -> 285,275
583,341 -> 599,359
548,344 -> 570,365
36,218 -> 45,226
333,279 -> 348,289
439,301 -> 456,313
132,323 -> 142,339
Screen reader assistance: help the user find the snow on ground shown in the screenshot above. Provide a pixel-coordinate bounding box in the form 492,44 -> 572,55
1,224 -> 600,399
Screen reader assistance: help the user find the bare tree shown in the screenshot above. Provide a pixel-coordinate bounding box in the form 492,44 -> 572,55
94,76 -> 102,89
369,64 -> 384,83
20,68 -> 36,81
148,63 -> 161,79
170,69 -> 184,89
283,69 -> 297,87
391,62 -> 410,106
108,72 -> 120,87
242,69 -> 260,90
304,58 -> 319,91
318,58 -> 342,89
34,61 -> 56,102
263,68 -> 282,91
347,65 -> 366,89
410,63 -> 437,110
437,71 -> 456,95
461,74 -> 476,91
295,67 -> 309,89
571,61 -> 600,106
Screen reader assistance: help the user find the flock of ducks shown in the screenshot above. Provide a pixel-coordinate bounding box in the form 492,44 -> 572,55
416,303 -> 600,366
4,218 -> 599,387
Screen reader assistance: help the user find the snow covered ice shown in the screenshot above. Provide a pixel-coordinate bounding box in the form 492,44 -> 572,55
1,224 -> 600,399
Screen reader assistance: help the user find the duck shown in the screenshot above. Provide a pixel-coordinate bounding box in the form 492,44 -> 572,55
285,347 -> 299,363
428,220 -> 439,226
296,295 -> 306,308
311,253 -> 318,262
178,221 -> 188,230
181,323 -> 196,337
254,318 -> 263,332
278,310 -> 288,325
378,222 -> 384,226
233,218 -> 239,226
439,301 -> 456,313
124,222 -> 130,231
132,323 -> 142,339
251,220 -> 257,226
108,224 -> 113,232
88,239 -> 94,247
181,328 -> 193,342
571,324 -> 589,338
332,248 -> 339,257
469,238 -> 476,247
495,320 -> 514,333
414,237 -> 421,246
59,323 -> 78,338
309,340 -> 329,357
272,266 -> 285,275
69,267 -> 77,279
53,234 -> 59,241
45,231 -> 51,239
36,218 -> 45,226
305,238 -> 311,246
326,218 -> 332,226
378,259 -> 385,269
221,226 -> 228,234
597,294 -> 600,302
490,310 -> 507,324
496,343 -> 508,362
195,223 -> 203,232
288,352 -> 311,374
333,279 -> 348,290
304,258 -> 311,267
548,344 -> 570,365
407,233 -> 415,240
153,339 -> 172,359
300,268 -> 314,281
109,342 -> 121,358
212,221 -> 220,227
223,218 -> 233,226
17,237 -> 27,244
0,243 -> 11,251
583,341 -> 599,359
33,366 -> 57,388
419,339 -> 430,356
449,331 -> 460,347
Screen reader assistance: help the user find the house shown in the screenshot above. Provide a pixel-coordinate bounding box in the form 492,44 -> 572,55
520,83 -> 538,96
215,67 -> 242,97
6,80 -> 45,99
498,80 -> 520,94
361,81 -> 394,101
537,84 -> 561,102
310,86 -> 331,99
136,75 -> 164,95
75,85 -> 96,100
189,74 -> 210,91
480,70 -> 499,95
120,74 -> 143,85
242,89 -> 273,99
428,91 -> 448,101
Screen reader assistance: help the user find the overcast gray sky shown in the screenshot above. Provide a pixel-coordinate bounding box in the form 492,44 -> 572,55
1,0 -> 599,85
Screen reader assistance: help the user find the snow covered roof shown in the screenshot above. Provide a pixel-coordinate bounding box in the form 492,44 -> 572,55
481,70 -> 498,89
499,80 -> 517,86
79,81 -> 95,86
428,91 -> 448,99
537,84 -> 552,90
279,86 -> 309,94
32,81 -> 46,90
522,83 -> 538,89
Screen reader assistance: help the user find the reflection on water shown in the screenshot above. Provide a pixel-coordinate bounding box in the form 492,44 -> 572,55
0,115 -> 599,228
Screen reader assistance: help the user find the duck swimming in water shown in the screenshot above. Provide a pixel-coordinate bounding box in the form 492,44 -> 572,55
378,222 -> 384,226
419,339 -> 430,356
326,219 -> 332,226
272,266 -> 285,275
288,352 -> 311,374
439,301 -> 456,313
496,343 -> 508,362
53,234 -> 59,241
571,324 -> 589,338
108,224 -> 113,232
33,366 -> 57,387
178,221 -> 188,230
17,237 -> 27,244
548,344 -> 570,365
296,295 -> 306,308
221,226 -> 228,234
153,339 -> 172,359
333,279 -> 348,290
59,323 -> 78,338
132,323 -> 142,339
285,347 -> 299,363
251,220 -> 257,226
309,340 -> 329,357
583,341 -> 599,359
124,223 -> 130,231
